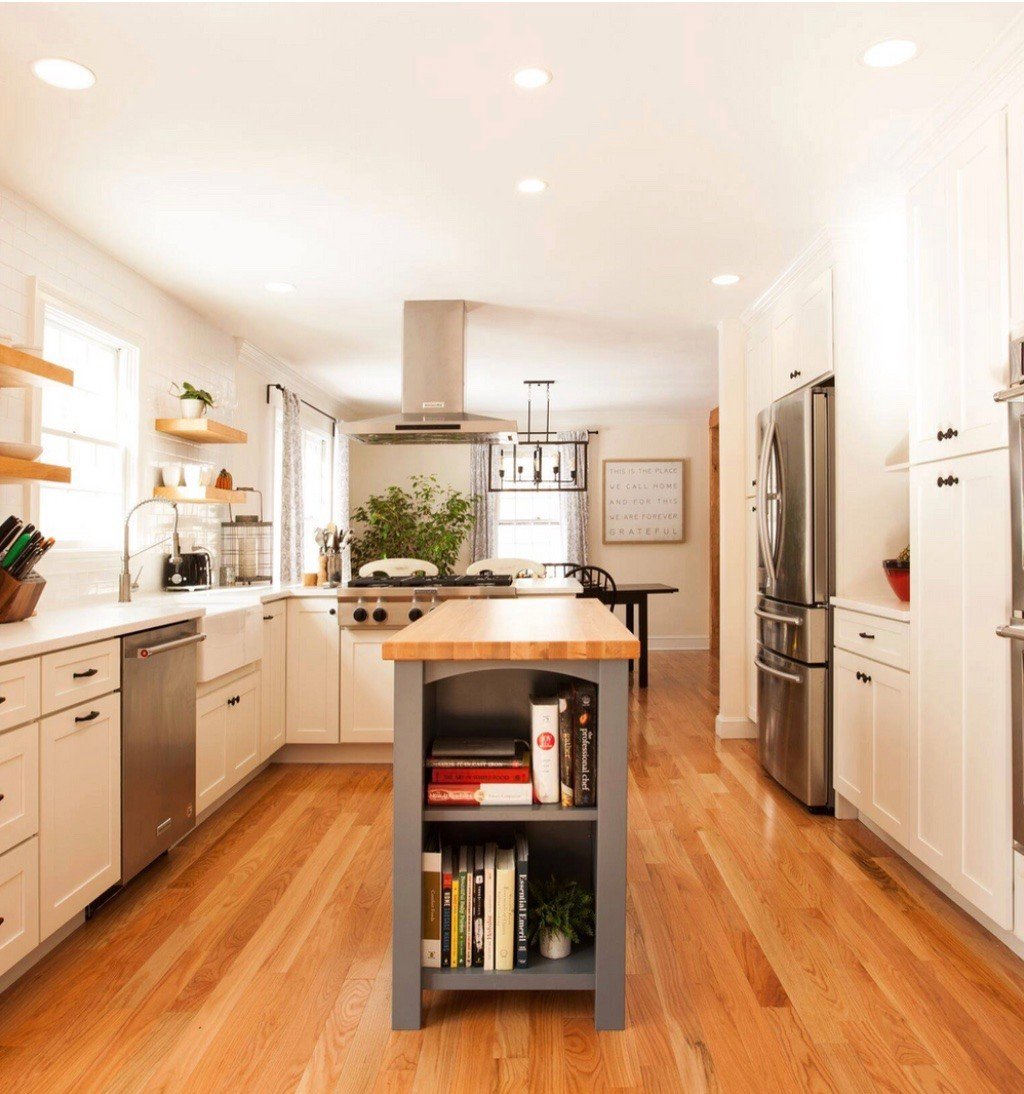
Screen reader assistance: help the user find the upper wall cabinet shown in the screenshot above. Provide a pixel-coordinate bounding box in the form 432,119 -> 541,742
744,327 -> 772,497
771,267 -> 834,400
909,111 -> 1009,465
1006,88 -> 1024,331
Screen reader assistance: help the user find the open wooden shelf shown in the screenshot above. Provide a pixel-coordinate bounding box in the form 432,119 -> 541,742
153,485 -> 247,505
0,456 -> 71,485
155,418 -> 247,445
423,803 -> 598,823
0,344 -> 73,389
422,947 -> 595,991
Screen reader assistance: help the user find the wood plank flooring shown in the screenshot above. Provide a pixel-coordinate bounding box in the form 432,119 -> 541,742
4,651 -> 1024,1091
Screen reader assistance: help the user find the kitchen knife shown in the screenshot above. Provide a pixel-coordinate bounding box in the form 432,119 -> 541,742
16,537 -> 54,579
11,533 -> 43,579
0,516 -> 23,557
3,525 -> 36,570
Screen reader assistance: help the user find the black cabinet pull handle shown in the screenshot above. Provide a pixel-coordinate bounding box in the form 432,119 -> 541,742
72,667 -> 98,679
858,632 -> 875,639
0,696 -> 6,705
0,916 -> 4,926
74,710 -> 100,723
263,615 -> 274,621
937,475 -> 958,487
0,793 -> 4,803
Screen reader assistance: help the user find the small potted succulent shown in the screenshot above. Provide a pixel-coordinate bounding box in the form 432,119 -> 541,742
528,876 -> 595,960
170,380 -> 216,420
883,545 -> 910,602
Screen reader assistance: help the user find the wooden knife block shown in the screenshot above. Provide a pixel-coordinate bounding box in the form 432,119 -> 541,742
0,569 -> 45,624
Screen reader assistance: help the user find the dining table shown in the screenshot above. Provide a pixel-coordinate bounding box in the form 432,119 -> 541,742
604,582 -> 679,688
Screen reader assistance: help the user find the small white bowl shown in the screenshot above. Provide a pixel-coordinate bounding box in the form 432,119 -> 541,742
182,463 -> 202,488
161,462 -> 183,487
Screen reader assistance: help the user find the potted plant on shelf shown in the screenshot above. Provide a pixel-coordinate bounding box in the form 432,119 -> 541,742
528,876 -> 595,960
348,474 -> 476,575
170,380 -> 216,420
883,545 -> 910,602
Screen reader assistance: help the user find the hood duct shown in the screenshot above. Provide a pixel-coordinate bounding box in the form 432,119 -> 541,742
341,300 -> 518,444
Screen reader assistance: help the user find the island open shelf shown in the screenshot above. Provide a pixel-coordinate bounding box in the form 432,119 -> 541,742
383,598 -> 639,1032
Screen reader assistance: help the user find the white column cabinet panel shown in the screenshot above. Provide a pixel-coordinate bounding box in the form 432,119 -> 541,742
910,450 -> 1012,928
260,607 -> 287,761
745,328 -> 772,497
771,267 -> 833,399
745,502 -> 759,725
909,111 -> 1009,464
40,694 -> 120,939
286,599 -> 340,744
339,629 -> 396,745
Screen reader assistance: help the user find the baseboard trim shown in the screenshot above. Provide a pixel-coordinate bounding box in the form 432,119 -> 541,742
0,912 -> 82,998
715,714 -> 757,740
650,635 -> 710,651
274,743 -> 393,765
857,814 -> 1024,961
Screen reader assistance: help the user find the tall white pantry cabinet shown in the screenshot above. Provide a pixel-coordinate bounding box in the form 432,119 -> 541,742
907,106 -> 1014,929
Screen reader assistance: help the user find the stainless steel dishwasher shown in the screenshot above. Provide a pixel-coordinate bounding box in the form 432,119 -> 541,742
121,620 -> 204,884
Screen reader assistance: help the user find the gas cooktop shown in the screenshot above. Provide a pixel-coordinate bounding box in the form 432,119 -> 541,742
345,573 -> 513,590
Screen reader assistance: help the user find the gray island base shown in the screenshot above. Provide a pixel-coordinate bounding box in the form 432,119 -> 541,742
382,598 -> 639,1031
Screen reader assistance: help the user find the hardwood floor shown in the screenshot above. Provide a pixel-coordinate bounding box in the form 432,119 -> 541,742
3,651 -> 1024,1092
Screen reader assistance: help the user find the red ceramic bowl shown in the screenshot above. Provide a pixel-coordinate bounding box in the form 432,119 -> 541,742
883,562 -> 910,603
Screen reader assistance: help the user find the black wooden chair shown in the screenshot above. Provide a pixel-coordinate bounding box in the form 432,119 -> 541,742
563,565 -> 617,610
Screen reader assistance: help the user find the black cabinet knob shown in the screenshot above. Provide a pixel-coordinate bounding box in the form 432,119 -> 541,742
372,607 -> 388,623
353,607 -> 368,623
329,608 -> 336,616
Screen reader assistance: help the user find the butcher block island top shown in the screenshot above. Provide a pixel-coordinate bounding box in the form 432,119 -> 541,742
381,597 -> 640,661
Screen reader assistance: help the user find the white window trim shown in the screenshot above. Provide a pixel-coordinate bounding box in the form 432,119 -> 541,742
37,303 -> 140,554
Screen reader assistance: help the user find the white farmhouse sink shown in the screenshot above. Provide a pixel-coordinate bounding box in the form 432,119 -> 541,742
196,603 -> 263,683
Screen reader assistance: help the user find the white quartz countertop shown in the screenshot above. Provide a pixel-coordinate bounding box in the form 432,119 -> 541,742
0,578 -> 582,664
830,593 -> 911,624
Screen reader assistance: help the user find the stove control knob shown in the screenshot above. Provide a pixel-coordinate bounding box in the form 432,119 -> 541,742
408,607 -> 423,622
372,607 -> 388,623
352,607 -> 368,623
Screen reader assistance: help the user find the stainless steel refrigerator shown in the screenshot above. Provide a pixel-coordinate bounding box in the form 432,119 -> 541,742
754,383 -> 835,809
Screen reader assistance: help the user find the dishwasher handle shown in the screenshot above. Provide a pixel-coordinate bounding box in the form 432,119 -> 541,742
131,633 -> 206,660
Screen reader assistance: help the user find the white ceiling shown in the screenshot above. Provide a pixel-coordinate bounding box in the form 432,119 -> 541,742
0,3 -> 1019,419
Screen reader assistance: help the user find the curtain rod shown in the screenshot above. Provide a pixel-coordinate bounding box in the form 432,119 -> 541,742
265,383 -> 338,425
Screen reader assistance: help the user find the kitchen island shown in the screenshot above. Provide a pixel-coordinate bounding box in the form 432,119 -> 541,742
383,597 -> 639,1031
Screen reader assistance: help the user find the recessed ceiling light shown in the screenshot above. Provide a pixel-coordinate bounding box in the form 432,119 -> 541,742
862,39 -> 919,68
711,274 -> 741,286
264,281 -> 295,294
517,178 -> 547,194
513,67 -> 552,90
31,58 -> 96,90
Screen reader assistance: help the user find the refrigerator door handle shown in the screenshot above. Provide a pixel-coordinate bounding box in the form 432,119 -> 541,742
754,656 -> 802,684
755,607 -> 803,627
757,419 -> 777,589
997,624 -> 1024,641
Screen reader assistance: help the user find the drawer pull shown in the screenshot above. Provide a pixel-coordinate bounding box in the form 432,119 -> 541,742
858,632 -> 875,640
0,696 -> 6,705
72,667 -> 99,679
263,615 -> 274,621
0,917 -> 4,926
74,710 -> 101,724
0,793 -> 4,803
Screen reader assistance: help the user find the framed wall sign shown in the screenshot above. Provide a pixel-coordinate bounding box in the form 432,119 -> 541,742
602,459 -> 685,544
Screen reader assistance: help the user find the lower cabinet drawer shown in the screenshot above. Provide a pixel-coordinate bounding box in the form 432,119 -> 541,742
0,722 -> 39,857
0,837 -> 40,979
41,639 -> 120,716
833,609 -> 909,671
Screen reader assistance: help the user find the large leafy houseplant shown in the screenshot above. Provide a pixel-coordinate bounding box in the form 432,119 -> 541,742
349,474 -> 476,575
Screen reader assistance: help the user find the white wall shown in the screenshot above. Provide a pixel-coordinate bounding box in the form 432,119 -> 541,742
0,181 -> 346,605
348,416 -> 711,644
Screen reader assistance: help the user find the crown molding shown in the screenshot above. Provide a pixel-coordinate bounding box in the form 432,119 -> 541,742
893,11 -> 1024,182
235,339 -> 358,420
739,228 -> 832,327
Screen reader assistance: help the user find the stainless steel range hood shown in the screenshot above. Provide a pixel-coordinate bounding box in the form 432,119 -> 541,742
342,300 -> 517,444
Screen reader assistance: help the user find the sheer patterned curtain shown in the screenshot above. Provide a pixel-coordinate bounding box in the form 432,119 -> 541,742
559,429 -> 589,565
279,390 -> 305,584
333,425 -> 350,527
469,443 -> 497,562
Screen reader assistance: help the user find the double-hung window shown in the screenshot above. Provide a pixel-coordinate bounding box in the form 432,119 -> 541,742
301,424 -> 333,572
495,491 -> 564,563
39,309 -> 138,550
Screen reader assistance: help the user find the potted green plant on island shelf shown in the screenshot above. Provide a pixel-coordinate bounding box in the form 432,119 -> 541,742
170,380 -> 216,420
528,876 -> 595,960
348,474 -> 476,575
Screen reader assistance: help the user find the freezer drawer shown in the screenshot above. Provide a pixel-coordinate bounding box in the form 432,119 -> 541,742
756,645 -> 831,809
756,597 -> 829,664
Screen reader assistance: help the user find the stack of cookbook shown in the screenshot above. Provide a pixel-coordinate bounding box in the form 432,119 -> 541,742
425,737 -> 533,807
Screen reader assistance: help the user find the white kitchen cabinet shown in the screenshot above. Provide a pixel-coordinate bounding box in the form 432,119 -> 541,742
771,267 -> 833,399
0,837 -> 39,979
0,658 -> 40,734
908,110 -> 1009,465
745,502 -> 759,724
40,693 -> 120,939
745,325 -> 772,497
286,598 -> 339,744
0,722 -> 39,857
833,648 -> 910,843
260,605 -> 287,761
41,639 -> 120,716
196,668 -> 261,815
339,628 -> 396,745
910,449 -> 1012,927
